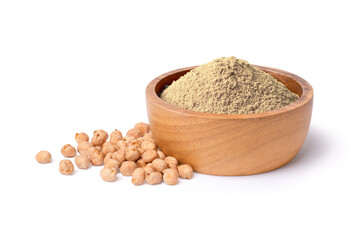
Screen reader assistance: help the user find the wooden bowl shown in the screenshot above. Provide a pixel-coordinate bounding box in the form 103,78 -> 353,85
146,65 -> 313,176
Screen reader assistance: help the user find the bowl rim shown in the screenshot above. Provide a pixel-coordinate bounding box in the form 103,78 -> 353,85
146,65 -> 313,119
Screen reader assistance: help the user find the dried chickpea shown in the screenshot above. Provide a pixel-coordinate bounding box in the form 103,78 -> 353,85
112,149 -> 126,163
90,150 -> 104,166
136,159 -> 147,168
152,159 -> 168,172
104,152 -> 113,163
102,141 -> 117,156
137,137 -> 145,145
100,167 -> 117,182
143,163 -> 155,175
157,150 -> 166,160
123,135 -> 135,143
109,129 -> 123,144
119,161 -> 137,176
134,122 -> 150,137
75,132 -> 89,143
61,144 -> 77,157
138,147 -> 145,154
164,156 -> 179,167
178,164 -> 193,179
87,146 -> 101,158
163,165 -> 179,176
146,172 -> 162,185
77,141 -> 94,155
131,168 -> 146,185
115,140 -> 128,151
143,132 -> 154,141
129,139 -> 141,148
125,146 -> 140,161
104,158 -> 121,170
163,169 -> 179,185
141,140 -> 156,151
142,149 -> 158,163
59,159 -> 74,175
75,155 -> 91,169
126,128 -> 141,139
91,129 -> 108,146
35,151 -> 52,164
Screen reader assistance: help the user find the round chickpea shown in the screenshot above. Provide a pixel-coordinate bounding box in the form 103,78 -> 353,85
90,150 -> 104,166
178,164 -> 193,179
91,129 -> 108,146
125,146 -> 140,162
136,159 -> 147,168
162,165 -> 179,177
143,132 -> 154,141
157,150 -> 166,160
77,141 -> 94,155
143,163 -> 155,175
131,168 -> 146,185
87,146 -> 101,158
146,172 -> 162,185
104,158 -> 121,170
100,167 -> 117,182
102,142 -> 117,156
104,152 -> 113,163
112,149 -> 126,163
134,122 -> 150,137
129,139 -> 140,148
123,135 -> 135,143
126,128 -> 141,139
35,151 -> 52,164
141,140 -> 156,151
142,149 -> 158,163
109,129 -> 123,144
164,156 -> 179,167
75,132 -> 89,143
61,144 -> 77,158
59,159 -> 74,175
75,155 -> 91,169
119,161 -> 137,176
163,169 -> 179,185
115,140 -> 128,151
152,159 -> 168,172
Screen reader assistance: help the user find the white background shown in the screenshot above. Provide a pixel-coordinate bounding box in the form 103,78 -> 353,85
0,0 -> 359,239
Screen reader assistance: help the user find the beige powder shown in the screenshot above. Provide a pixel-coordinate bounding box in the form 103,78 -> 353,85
160,56 -> 299,114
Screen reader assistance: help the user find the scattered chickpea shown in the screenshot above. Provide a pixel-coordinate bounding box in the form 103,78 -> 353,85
112,149 -> 126,163
115,140 -> 128,151
163,168 -> 179,185
178,164 -> 193,179
100,167 -> 117,182
137,137 -> 145,145
152,158 -> 168,172
109,129 -> 123,144
129,139 -> 140,148
143,132 -> 154,141
136,159 -> 147,168
141,140 -> 156,151
102,141 -> 117,156
134,122 -> 150,137
35,151 -> 52,164
119,161 -> 137,176
75,132 -> 89,144
75,155 -> 91,169
164,156 -> 179,167
77,141 -> 94,155
91,129 -> 108,146
87,146 -> 101,158
131,168 -> 146,185
142,149 -> 158,163
123,135 -> 135,143
157,150 -> 166,160
126,128 -> 141,139
162,165 -> 179,177
59,159 -> 74,175
61,144 -> 77,158
125,146 -> 140,161
104,158 -> 121,170
143,163 -> 155,175
146,171 -> 162,185
90,150 -> 104,166
104,152 -> 113,163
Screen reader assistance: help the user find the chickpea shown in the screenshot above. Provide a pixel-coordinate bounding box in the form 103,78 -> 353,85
59,159 -> 74,175
102,141 -> 117,156
120,161 -> 137,176
104,158 -> 121,170
134,122 -> 150,137
123,135 -> 135,143
126,128 -> 141,139
142,149 -> 158,163
109,129 -> 123,144
104,152 -> 113,163
90,150 -> 104,166
178,164 -> 193,179
138,147 -> 145,154
143,132 -> 154,141
146,172 -> 162,185
35,151 -> 52,164
157,150 -> 166,160
75,155 -> 91,169
100,167 -> 117,182
163,169 -> 179,185
141,140 -> 156,151
77,141 -> 94,155
87,146 -> 101,158
164,156 -> 179,167
136,159 -> 147,168
112,149 -> 126,163
131,168 -> 146,185
61,144 -> 77,158
152,159 -> 168,172
75,132 -> 89,143
162,165 -> 179,177
91,129 -> 108,146
137,137 -> 145,145
115,140 -> 128,151
129,139 -> 140,148
125,146 -> 140,162
143,163 -> 155,175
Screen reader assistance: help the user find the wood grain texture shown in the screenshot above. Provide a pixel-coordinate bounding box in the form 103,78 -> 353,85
146,65 -> 313,176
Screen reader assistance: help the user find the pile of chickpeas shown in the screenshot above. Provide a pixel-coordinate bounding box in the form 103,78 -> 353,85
35,122 -> 193,185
